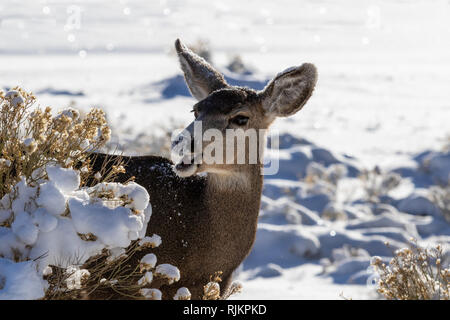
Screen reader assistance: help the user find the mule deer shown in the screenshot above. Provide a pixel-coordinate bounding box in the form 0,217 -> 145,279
91,39 -> 317,299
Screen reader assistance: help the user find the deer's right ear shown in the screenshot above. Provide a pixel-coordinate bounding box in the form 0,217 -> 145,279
175,39 -> 229,101
259,63 -> 318,118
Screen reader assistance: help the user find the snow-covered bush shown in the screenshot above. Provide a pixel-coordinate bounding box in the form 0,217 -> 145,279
48,233 -> 182,300
0,160 -> 153,299
0,88 -> 179,300
371,243 -> 449,300
202,281 -> 221,300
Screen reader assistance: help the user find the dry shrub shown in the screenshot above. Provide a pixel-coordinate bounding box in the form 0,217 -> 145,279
45,240 -> 186,300
0,87 -> 115,198
359,166 -> 401,203
221,281 -> 243,300
226,55 -> 254,75
44,242 -> 146,300
372,242 -> 449,300
304,163 -> 347,189
202,271 -> 243,300
430,185 -> 450,222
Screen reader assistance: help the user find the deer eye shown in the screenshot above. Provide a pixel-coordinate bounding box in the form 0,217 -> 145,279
230,115 -> 249,126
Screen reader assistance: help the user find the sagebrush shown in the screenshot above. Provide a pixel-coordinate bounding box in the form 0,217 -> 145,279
372,242 -> 449,300
0,87 -> 123,199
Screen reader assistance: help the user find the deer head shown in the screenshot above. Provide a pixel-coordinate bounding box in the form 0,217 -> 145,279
172,39 -> 318,181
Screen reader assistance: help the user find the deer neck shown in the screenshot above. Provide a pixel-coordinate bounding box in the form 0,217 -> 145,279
203,164 -> 263,257
205,164 -> 263,195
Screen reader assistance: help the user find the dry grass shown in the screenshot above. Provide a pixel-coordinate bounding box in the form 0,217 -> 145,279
372,242 -> 449,300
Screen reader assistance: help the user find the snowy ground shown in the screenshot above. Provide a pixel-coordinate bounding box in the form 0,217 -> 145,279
1,0 -> 450,299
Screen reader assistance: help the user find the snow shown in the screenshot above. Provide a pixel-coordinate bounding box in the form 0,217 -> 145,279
0,258 -> 46,300
397,193 -> 442,217
68,197 -> 145,248
36,181 -> 67,216
155,264 -> 181,285
46,166 -> 80,193
1,0 -> 449,300
0,159 -> 11,168
139,288 -> 162,300
137,271 -> 153,286
31,208 -> 58,233
4,90 -> 24,107
106,247 -> 127,263
140,253 -> 157,272
173,287 -> 191,300
87,182 -> 150,212
65,266 -> 90,290
42,266 -> 52,276
139,234 -> 162,248
11,212 -> 39,245
233,134 -> 449,299
30,216 -> 103,271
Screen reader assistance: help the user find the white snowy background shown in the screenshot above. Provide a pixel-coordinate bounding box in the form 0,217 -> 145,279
1,0 -> 450,299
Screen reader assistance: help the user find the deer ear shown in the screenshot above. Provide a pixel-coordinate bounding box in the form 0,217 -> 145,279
259,63 -> 317,117
175,39 -> 229,101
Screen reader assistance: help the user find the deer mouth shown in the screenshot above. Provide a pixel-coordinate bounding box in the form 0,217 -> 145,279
174,154 -> 201,177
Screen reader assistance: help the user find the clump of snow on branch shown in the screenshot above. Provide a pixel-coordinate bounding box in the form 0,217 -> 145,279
154,264 -> 181,285
65,266 -> 90,290
173,287 -> 191,300
135,248 -> 182,299
139,288 -> 162,300
139,234 -> 162,248
137,271 -> 153,286
140,253 -> 157,272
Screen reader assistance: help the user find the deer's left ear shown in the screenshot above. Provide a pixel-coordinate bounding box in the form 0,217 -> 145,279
259,63 -> 318,117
